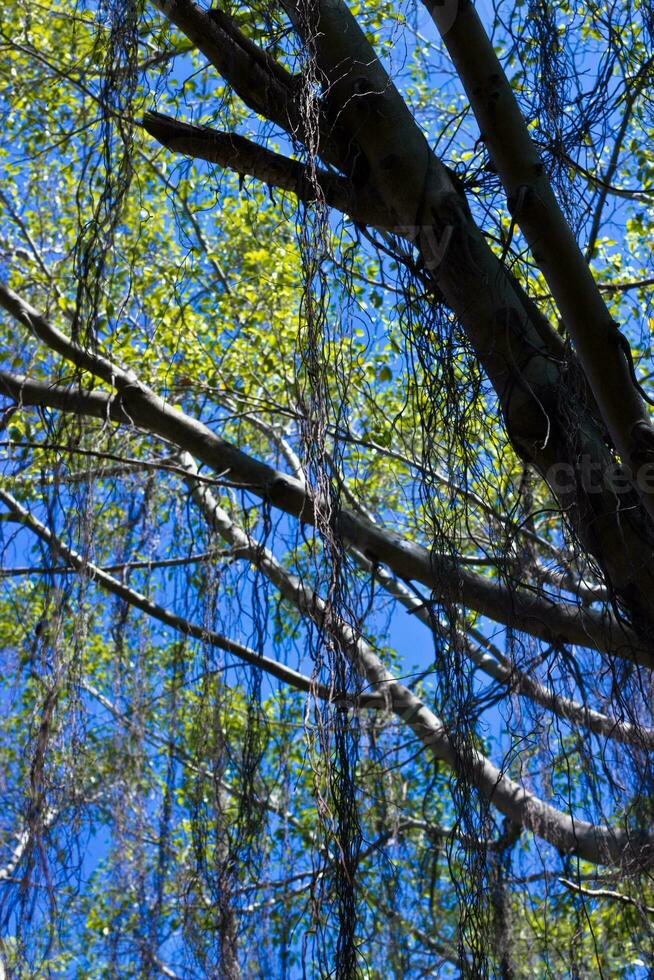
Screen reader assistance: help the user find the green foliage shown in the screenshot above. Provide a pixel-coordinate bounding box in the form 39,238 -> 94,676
0,0 -> 653,976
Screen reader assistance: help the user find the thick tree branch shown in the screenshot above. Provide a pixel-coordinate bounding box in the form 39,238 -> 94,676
2,364 -> 644,663
275,0 -> 654,631
151,0 -> 298,135
179,451 -> 654,867
142,110 -> 391,228
426,0 -> 654,523
150,0 -> 353,174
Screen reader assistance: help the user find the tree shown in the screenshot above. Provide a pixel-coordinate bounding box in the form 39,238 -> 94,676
0,0 -> 653,974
